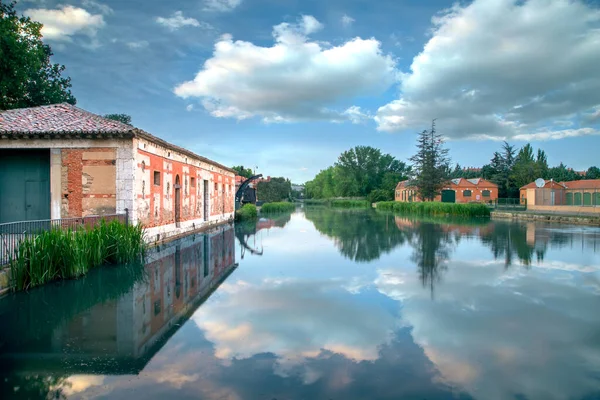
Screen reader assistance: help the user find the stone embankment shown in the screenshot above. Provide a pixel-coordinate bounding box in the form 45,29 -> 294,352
491,211 -> 600,226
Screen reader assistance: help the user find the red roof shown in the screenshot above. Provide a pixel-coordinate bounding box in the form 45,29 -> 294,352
397,178 -> 497,190
0,103 -> 134,134
520,180 -> 566,190
559,179 -> 600,189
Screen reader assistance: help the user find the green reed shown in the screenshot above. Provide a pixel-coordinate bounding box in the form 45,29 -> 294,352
376,201 -> 491,217
330,199 -> 370,208
261,202 -> 296,213
235,204 -> 258,221
9,220 -> 146,291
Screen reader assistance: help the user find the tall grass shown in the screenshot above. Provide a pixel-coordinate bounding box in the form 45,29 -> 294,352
235,204 -> 258,221
9,220 -> 146,291
376,201 -> 491,217
330,199 -> 370,208
261,202 -> 296,213
302,199 -> 329,205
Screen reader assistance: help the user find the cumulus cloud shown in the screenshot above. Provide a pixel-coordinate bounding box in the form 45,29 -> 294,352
375,0 -> 600,140
186,104 -> 194,112
81,0 -> 113,15
126,40 -> 149,49
24,5 -> 105,40
174,16 -> 396,123
203,0 -> 242,12
341,14 -> 355,27
156,11 -> 212,31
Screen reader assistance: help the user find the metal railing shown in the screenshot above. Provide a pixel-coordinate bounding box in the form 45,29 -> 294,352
492,198 -> 527,211
0,210 -> 128,266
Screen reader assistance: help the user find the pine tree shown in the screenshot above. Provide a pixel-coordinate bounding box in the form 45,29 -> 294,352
409,120 -> 451,201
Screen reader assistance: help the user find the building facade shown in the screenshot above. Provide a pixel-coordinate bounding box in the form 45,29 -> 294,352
0,103 -> 235,242
520,179 -> 600,213
395,178 -> 498,203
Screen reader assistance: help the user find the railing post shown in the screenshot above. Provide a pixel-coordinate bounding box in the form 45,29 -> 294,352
125,208 -> 129,226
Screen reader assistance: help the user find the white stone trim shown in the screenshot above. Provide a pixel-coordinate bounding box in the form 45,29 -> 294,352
143,213 -> 234,244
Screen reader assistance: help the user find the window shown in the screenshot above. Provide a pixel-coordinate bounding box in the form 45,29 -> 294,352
214,182 -> 218,192
482,190 -> 490,197
191,177 -> 196,190
464,190 -> 472,197
154,171 -> 161,186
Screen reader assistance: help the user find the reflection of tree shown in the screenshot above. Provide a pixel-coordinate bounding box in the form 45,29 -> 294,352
408,222 -> 454,299
0,374 -> 69,399
479,222 -> 545,268
305,208 -> 409,262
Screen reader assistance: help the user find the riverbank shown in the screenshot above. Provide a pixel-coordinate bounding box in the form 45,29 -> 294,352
491,210 -> 600,226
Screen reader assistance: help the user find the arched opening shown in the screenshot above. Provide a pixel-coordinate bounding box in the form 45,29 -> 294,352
175,175 -> 181,226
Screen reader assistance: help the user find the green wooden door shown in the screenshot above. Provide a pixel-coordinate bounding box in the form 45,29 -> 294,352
574,192 -> 582,206
583,192 -> 592,206
594,193 -> 600,206
441,190 -> 456,203
566,192 -> 573,205
0,150 -> 50,223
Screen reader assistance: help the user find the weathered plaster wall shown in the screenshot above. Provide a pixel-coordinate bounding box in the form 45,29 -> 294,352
133,137 -> 234,241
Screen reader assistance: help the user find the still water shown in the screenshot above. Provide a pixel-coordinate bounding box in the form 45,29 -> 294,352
1,207 -> 600,400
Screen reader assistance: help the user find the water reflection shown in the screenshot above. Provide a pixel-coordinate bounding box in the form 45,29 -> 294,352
0,225 -> 236,399
235,212 -> 292,258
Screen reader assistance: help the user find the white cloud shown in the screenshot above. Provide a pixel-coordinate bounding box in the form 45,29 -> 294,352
341,14 -> 355,27
186,104 -> 194,112
24,5 -> 105,41
203,0 -> 242,12
156,11 -> 212,31
126,40 -> 149,49
343,106 -> 371,124
174,16 -> 396,123
375,0 -> 600,140
81,0 -> 113,15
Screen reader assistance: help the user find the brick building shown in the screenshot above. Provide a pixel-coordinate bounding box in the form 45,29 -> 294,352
0,103 -> 235,242
395,178 -> 498,203
520,179 -> 600,212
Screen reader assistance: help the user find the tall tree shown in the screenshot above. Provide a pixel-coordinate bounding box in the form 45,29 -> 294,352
490,142 -> 517,198
547,162 -> 582,182
0,2 -> 76,110
409,120 -> 451,201
257,177 -> 292,202
104,114 -> 132,125
511,143 -> 537,189
586,166 -> 600,179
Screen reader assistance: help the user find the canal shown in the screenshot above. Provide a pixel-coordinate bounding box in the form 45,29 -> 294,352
1,207 -> 600,399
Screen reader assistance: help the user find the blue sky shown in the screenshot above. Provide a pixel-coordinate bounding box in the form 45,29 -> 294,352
17,0 -> 600,183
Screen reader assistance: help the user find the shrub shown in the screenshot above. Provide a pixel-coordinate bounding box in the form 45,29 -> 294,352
235,204 -> 258,221
376,201 -> 491,217
9,220 -> 146,291
367,189 -> 392,204
330,199 -> 370,208
261,202 -> 296,213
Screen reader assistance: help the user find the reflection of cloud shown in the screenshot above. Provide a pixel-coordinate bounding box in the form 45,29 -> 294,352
375,258 -> 600,400
61,375 -> 105,396
193,278 -> 398,379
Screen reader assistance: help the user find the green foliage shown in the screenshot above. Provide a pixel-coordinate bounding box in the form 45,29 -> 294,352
302,199 -> 329,205
235,204 -> 258,221
409,120 -> 451,201
547,162 -> 583,182
587,166 -> 600,179
367,189 -> 392,204
232,165 -> 254,178
104,113 -> 132,125
330,199 -> 370,208
304,147 -> 410,199
257,177 -> 292,202
261,202 -> 295,213
0,2 -> 76,110
510,144 -> 550,189
9,220 -> 146,291
488,141 -> 518,198
376,201 -> 490,217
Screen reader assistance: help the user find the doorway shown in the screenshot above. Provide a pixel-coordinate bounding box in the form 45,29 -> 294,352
175,175 -> 181,227
441,190 -> 456,203
203,180 -> 209,221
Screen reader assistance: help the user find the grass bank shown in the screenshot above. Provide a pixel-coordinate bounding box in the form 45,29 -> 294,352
261,202 -> 296,213
330,199 -> 370,208
235,204 -> 258,221
376,201 -> 491,217
9,220 -> 146,291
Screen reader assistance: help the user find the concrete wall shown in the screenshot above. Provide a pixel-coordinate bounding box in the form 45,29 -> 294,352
527,205 -> 600,214
133,137 -> 235,242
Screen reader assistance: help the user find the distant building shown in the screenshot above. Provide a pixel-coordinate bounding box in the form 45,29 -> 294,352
520,179 -> 600,210
395,178 -> 499,203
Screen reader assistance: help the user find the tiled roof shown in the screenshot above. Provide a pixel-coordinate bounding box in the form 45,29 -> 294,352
0,103 -> 236,174
559,179 -> 600,189
467,178 -> 481,185
0,103 -> 135,134
520,180 -> 567,190
395,180 -> 411,190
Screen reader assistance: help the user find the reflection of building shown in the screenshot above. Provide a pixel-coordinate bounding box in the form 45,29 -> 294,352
0,225 -> 236,375
395,178 -> 498,203
520,179 -> 600,212
0,104 -> 235,241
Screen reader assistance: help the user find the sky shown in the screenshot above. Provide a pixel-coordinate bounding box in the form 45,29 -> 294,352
16,0 -> 600,183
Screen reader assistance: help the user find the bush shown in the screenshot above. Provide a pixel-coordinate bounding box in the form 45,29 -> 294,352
330,199 -> 370,208
235,204 -> 258,221
376,201 -> 491,217
261,202 -> 296,213
367,189 -> 392,204
9,220 -> 146,291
